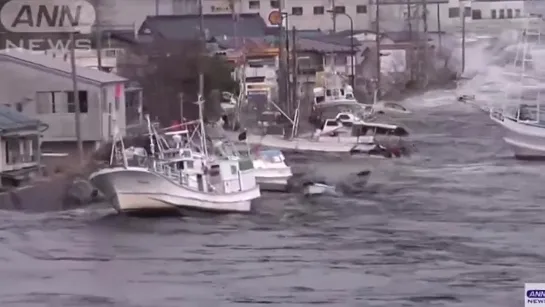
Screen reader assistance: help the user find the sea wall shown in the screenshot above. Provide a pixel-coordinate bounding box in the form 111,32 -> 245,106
0,142 -> 102,212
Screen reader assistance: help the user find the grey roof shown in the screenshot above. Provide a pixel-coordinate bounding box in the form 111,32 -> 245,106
383,31 -> 431,42
0,49 -> 127,85
214,37 -> 269,50
334,29 -> 372,37
140,14 -> 267,40
297,37 -> 354,53
0,105 -> 41,133
308,34 -> 359,46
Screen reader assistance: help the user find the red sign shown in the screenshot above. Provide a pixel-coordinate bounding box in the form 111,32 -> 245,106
115,84 -> 122,98
268,11 -> 282,26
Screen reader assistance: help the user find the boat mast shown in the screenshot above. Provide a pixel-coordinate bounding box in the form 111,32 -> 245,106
197,91 -> 209,157
145,114 -> 155,156
516,13 -> 541,123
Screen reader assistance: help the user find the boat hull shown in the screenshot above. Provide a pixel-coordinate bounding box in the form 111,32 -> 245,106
89,167 -> 260,214
254,166 -> 292,191
247,134 -> 377,154
492,115 -> 545,159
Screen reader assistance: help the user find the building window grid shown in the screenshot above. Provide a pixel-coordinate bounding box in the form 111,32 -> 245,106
248,0 -> 259,9
313,6 -> 324,15
292,6 -> 303,15
356,5 -> 367,14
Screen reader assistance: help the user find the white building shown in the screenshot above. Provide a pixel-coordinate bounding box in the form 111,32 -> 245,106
43,48 -> 124,73
94,0 -> 527,33
0,49 -> 128,145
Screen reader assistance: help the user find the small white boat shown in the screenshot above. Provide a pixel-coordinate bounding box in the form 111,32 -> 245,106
302,182 -> 338,197
252,149 -> 292,191
89,101 -> 261,215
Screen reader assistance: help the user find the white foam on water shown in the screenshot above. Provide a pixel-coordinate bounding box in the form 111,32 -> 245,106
401,27 -> 544,112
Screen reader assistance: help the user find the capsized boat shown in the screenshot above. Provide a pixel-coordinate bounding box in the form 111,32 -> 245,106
89,101 -> 261,215
302,182 -> 338,197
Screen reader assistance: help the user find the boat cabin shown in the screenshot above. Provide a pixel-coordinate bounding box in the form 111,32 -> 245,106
313,85 -> 355,105
155,147 -> 256,194
253,149 -> 286,168
511,104 -> 545,126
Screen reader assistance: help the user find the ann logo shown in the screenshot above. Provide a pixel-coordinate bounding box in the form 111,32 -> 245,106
12,4 -> 81,28
0,0 -> 96,33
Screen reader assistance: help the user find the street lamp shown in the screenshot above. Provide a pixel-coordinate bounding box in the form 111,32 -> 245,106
327,10 -> 355,88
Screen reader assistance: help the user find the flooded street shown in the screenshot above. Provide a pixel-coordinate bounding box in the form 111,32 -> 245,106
0,101 -> 543,307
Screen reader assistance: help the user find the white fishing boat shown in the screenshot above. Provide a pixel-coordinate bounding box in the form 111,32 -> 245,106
89,98 -> 261,214
251,148 -> 292,191
246,111 -> 408,156
489,15 -> 545,159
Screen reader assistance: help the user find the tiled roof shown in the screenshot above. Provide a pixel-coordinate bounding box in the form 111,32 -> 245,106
0,105 -> 41,133
139,14 -> 267,40
0,49 -> 127,85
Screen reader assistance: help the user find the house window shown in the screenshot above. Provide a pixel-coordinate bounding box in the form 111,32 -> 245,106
5,139 -> 20,164
507,8 -> 513,18
230,165 -> 237,174
292,6 -> 303,15
313,6 -> 324,14
448,7 -> 459,18
36,91 -> 66,113
515,9 -> 521,17
66,91 -> 89,113
334,54 -> 347,65
464,7 -> 471,17
334,6 -> 345,14
248,0 -> 259,9
491,9 -> 497,19
270,0 -> 279,8
499,9 -> 505,19
472,9 -> 482,20
356,5 -> 367,13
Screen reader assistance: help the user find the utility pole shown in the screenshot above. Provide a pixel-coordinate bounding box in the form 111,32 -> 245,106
437,3 -> 442,48
291,26 -> 298,111
70,32 -> 83,165
155,0 -> 159,15
407,0 -> 413,82
277,4 -> 287,114
375,0 -> 381,93
94,0 -> 103,71
461,1 -> 466,73
285,15 -> 291,117
332,0 -> 337,32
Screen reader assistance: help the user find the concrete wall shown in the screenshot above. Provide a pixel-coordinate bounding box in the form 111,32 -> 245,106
0,60 -> 126,142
